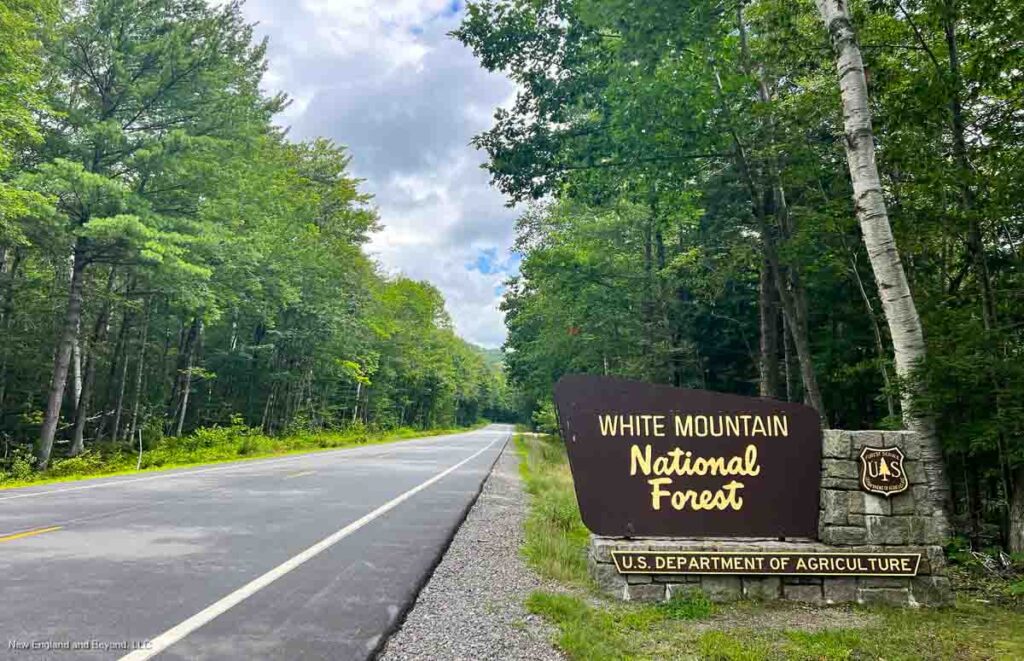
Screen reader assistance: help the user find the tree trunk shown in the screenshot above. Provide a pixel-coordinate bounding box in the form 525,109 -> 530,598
71,327 -> 82,409
0,248 -> 23,413
175,367 -> 192,437
352,380 -> 362,424
1009,465 -> 1024,554
111,331 -> 130,443
0,246 -> 7,309
37,246 -> 88,469
782,314 -> 796,401
713,50 -> 824,419
174,316 -> 200,437
816,0 -> 950,536
943,9 -> 997,333
758,258 -> 782,398
774,264 -> 827,421
261,386 -> 275,432
70,268 -> 117,456
127,302 -> 151,443
966,459 -> 983,549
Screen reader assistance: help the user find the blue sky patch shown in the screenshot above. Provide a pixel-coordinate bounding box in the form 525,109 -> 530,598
468,247 -> 501,275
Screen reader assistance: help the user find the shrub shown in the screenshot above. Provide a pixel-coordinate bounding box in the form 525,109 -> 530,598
531,400 -> 559,435
47,451 -> 107,478
1,445 -> 36,482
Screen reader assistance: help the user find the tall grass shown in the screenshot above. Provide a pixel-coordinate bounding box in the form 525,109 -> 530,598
516,433 -> 591,585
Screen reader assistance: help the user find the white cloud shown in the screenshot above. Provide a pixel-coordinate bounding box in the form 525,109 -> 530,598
240,0 -> 517,348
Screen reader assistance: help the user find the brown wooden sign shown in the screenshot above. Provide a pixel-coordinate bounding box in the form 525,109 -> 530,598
611,551 -> 920,576
553,374 -> 822,538
859,446 -> 909,497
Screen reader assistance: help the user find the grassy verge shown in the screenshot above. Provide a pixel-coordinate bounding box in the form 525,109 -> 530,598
516,433 -> 1024,660
516,432 -> 591,585
0,422 -> 484,490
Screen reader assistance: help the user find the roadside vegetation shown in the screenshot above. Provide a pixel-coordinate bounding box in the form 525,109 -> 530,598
0,422 -> 479,489
516,433 -> 1024,660
0,1 -> 518,475
459,0 -> 1024,554
516,432 -> 590,585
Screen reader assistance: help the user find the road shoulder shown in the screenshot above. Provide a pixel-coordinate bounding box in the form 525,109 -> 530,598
379,442 -> 562,660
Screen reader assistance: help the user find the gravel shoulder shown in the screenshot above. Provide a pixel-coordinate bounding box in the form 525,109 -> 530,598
379,441 -> 563,661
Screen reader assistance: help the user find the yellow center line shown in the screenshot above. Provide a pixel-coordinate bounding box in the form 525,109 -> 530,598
284,471 -> 316,479
0,525 -> 62,543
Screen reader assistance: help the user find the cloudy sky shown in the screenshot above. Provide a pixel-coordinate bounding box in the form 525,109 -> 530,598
239,0 -> 518,348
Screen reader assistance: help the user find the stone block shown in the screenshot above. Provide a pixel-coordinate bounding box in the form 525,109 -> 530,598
591,537 -> 648,563
590,562 -> 626,596
905,517 -> 929,545
742,577 -> 781,601
924,546 -> 946,575
903,460 -> 927,485
849,491 -> 891,516
926,515 -> 948,545
860,577 -> 910,589
655,573 -> 699,583
821,477 -> 860,490
823,459 -> 858,480
858,587 -> 911,607
821,490 -> 848,526
701,576 -> 742,602
782,576 -> 823,585
666,583 -> 704,601
904,516 -> 945,546
822,430 -> 850,459
626,573 -> 652,584
820,525 -> 867,546
911,486 -> 931,513
910,576 -> 953,606
823,578 -> 857,604
849,431 -> 885,452
865,515 -> 909,545
890,490 -> 917,516
783,584 -> 824,604
884,431 -> 920,457
625,583 -> 666,602
847,514 -> 865,527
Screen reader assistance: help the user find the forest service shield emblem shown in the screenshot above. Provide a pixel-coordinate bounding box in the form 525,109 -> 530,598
859,446 -> 909,497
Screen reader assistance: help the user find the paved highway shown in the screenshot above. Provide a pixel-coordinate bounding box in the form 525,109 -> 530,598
0,425 -> 511,660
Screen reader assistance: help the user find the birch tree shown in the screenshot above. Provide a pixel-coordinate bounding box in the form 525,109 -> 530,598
814,0 -> 950,535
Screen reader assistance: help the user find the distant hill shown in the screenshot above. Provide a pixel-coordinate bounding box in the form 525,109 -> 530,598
477,346 -> 505,369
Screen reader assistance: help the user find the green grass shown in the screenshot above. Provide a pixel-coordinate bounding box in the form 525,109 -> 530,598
0,422 -> 484,490
515,433 -> 1024,660
684,605 -> 1024,660
526,591 -> 717,661
515,433 -> 591,585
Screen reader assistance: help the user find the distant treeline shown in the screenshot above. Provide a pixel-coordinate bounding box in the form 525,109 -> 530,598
457,0 -> 1024,552
0,0 -> 515,471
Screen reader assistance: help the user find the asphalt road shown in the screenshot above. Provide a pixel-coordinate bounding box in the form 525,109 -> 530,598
0,424 -> 512,660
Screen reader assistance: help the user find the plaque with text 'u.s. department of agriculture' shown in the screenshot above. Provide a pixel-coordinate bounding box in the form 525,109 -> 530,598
553,374 -> 822,538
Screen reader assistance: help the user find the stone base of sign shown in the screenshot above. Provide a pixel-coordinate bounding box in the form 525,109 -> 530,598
588,430 -> 952,607
588,537 -> 950,606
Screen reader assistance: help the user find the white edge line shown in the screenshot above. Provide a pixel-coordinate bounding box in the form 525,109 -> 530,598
0,428 -> 504,502
119,435 -> 505,661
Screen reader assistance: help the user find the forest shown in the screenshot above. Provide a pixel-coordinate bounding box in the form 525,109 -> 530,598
455,0 -> 1024,553
0,0 -> 514,478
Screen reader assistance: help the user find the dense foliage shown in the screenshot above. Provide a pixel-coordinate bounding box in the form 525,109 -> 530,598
456,0 -> 1024,551
0,0 -> 514,476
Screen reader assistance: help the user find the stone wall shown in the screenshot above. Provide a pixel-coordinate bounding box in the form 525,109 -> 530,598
588,430 -> 952,607
820,430 -> 943,547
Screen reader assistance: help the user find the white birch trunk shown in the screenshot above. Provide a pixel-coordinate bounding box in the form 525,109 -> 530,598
72,333 -> 82,408
816,0 -> 950,536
